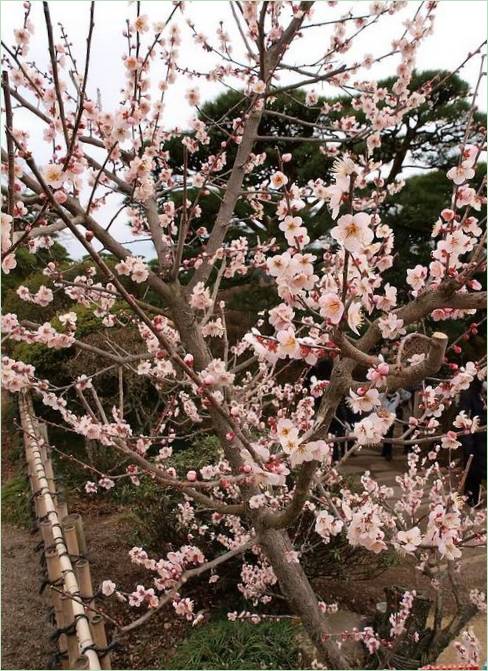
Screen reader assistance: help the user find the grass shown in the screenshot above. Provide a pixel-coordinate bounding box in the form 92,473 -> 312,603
1,474 -> 31,527
163,617 -> 300,670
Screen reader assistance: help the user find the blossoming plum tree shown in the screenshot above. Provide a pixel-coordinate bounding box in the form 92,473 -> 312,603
1,1 -> 487,667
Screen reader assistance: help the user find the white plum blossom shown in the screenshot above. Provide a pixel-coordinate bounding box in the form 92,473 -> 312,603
378,313 -> 406,339
330,213 -> 374,254
101,580 -> 116,596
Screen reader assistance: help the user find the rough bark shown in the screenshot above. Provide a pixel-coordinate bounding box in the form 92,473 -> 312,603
258,526 -> 348,668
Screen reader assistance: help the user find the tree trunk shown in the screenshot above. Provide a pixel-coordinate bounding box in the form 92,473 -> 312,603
169,290 -> 349,666
258,526 -> 348,669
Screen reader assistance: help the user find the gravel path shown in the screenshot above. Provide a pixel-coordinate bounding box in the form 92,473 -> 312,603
1,524 -> 51,670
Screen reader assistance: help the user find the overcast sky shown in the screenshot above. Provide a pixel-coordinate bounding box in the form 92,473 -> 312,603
2,1 -> 487,259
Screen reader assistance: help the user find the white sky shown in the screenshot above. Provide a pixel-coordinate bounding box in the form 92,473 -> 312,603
2,1 -> 487,259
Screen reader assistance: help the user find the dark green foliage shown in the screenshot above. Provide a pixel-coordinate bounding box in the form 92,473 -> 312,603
88,434 -> 222,550
2,243 -> 72,323
170,434 -> 222,471
375,70 -> 485,173
225,279 -> 279,313
10,303 -> 111,390
1,242 -> 70,300
382,163 -> 486,302
1,395 -> 32,528
163,70 -> 484,188
164,618 -> 300,670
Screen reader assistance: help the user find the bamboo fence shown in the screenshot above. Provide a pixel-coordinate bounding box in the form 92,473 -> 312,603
19,392 -> 113,670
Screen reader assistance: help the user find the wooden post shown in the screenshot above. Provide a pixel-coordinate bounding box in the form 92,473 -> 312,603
44,455 -> 56,497
37,420 -> 49,444
20,394 -> 101,669
45,547 -> 62,615
46,544 -> 69,670
37,490 -> 48,519
56,604 -> 70,670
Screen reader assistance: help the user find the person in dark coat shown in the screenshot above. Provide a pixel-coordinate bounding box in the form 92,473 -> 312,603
458,377 -> 487,506
380,389 -> 412,461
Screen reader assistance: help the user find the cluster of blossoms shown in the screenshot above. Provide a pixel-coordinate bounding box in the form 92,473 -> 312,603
2,356 -> 36,393
275,418 -> 331,468
2,313 -> 74,350
389,590 -> 416,638
107,544 -> 208,617
1,213 -> 17,273
453,628 -> 482,668
238,560 -> 277,604
1,1 -> 486,666
115,256 -> 149,284
16,284 -> 53,306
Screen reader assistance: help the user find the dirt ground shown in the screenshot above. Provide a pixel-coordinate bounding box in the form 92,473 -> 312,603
1,507 -> 191,670
2,524 -> 51,670
315,551 -> 487,619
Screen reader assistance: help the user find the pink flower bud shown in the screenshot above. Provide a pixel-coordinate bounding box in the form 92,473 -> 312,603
53,189 -> 67,203
186,470 -> 197,482
184,353 -> 194,367
441,208 -> 455,221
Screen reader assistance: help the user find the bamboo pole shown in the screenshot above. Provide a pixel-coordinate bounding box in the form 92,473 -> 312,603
78,561 -> 113,669
36,481 -> 48,520
63,520 -> 81,557
45,547 -> 63,621
56,489 -> 69,519
76,559 -> 93,598
44,455 -> 56,497
74,654 -> 91,669
40,518 -> 54,547
90,615 -> 112,670
61,592 -> 79,667
55,598 -> 70,670
62,513 -> 88,555
20,393 -> 101,670
38,420 -> 49,443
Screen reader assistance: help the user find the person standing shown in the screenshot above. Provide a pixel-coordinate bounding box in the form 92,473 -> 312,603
459,377 -> 487,506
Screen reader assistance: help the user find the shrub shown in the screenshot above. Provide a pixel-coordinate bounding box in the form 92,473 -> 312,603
164,617 -> 300,670
112,434 -> 223,550
170,434 -> 222,471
